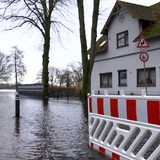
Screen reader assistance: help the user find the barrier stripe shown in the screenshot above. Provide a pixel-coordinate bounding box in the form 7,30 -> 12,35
147,100 -> 160,125
136,99 -> 148,123
104,98 -> 111,116
99,146 -> 105,154
112,152 -> 120,160
106,150 -> 112,159
92,97 -> 98,113
110,99 -> 119,117
89,142 -> 122,160
97,98 -> 104,115
89,97 -> 160,126
126,100 -> 137,121
89,142 -> 134,160
90,142 -> 94,148
89,97 -> 92,113
118,99 -> 127,119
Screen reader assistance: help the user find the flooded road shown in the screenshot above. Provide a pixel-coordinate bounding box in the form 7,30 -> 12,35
0,90 -> 110,160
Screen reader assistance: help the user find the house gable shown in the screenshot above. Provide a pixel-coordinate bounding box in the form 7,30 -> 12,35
101,1 -> 153,35
91,1 -> 160,95
95,1 -> 160,56
95,5 -> 140,59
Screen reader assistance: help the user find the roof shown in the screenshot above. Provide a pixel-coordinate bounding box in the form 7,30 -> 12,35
101,1 -> 151,34
88,35 -> 108,54
151,2 -> 160,20
101,1 -> 160,41
95,35 -> 108,54
118,1 -> 153,21
134,2 -> 160,41
134,20 -> 160,41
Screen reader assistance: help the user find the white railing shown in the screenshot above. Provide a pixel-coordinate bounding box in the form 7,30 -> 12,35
88,90 -> 160,160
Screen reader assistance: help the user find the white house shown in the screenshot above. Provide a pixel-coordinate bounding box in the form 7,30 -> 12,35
91,1 -> 160,95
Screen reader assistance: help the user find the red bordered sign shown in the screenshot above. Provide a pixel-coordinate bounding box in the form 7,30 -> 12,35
137,36 -> 150,48
139,52 -> 149,62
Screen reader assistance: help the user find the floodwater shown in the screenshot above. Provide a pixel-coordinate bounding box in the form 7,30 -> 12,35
0,90 -> 110,160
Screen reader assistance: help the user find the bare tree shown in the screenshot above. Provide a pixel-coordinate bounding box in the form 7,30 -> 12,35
0,52 -> 12,83
68,61 -> 82,86
77,0 -> 100,101
63,69 -> 73,87
56,63 -> 83,88
0,0 -> 74,98
49,67 -> 58,86
36,69 -> 42,83
36,62 -> 82,88
9,46 -> 27,91
55,68 -> 67,87
76,0 -> 88,100
36,66 -> 61,86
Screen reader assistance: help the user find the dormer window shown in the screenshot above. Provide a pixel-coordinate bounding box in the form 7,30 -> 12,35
117,30 -> 128,48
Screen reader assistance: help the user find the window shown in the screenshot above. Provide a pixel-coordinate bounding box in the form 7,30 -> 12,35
137,67 -> 156,86
117,30 -> 128,48
118,70 -> 127,86
100,73 -> 112,88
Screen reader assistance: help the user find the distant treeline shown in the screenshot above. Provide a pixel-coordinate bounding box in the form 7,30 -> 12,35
18,84 -> 82,99
1,84 -> 82,99
0,84 -> 15,89
49,86 -> 81,98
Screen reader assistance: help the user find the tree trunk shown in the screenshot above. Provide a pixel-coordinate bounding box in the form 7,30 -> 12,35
77,0 -> 89,102
77,0 -> 100,103
42,23 -> 50,99
42,49 -> 49,98
90,0 -> 100,67
89,0 -> 100,91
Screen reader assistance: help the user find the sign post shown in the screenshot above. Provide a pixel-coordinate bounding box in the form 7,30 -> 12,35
137,36 -> 150,95
139,52 -> 149,95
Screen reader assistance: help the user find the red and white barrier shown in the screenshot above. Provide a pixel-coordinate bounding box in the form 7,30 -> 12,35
89,142 -> 128,160
88,92 -> 160,160
89,95 -> 160,126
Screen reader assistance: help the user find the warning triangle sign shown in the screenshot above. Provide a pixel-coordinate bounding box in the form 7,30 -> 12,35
137,36 -> 150,48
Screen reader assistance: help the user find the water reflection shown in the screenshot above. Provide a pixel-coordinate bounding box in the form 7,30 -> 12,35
0,91 -> 110,160
42,98 -> 49,107
15,118 -> 20,136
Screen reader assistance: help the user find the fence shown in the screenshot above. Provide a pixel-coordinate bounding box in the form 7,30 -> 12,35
88,90 -> 160,160
18,84 -> 80,98
18,84 -> 43,96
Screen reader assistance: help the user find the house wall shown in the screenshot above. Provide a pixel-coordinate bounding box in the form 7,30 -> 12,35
95,9 -> 139,62
91,9 -> 160,95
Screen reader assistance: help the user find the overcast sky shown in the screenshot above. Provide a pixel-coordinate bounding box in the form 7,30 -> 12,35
0,0 -> 159,84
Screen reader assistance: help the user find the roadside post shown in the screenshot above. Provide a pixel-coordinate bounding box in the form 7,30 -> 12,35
137,36 -> 150,95
15,91 -> 20,118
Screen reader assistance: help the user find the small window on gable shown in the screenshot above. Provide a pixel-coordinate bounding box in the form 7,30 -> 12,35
117,30 -> 128,48
141,20 -> 151,30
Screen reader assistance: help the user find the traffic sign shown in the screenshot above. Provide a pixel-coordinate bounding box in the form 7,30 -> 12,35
137,36 -> 150,48
139,52 -> 149,62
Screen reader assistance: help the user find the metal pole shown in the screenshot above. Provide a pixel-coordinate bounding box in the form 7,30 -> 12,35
15,92 -> 20,118
143,62 -> 148,95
